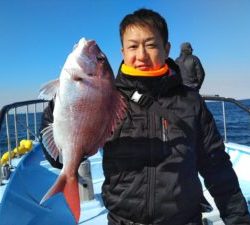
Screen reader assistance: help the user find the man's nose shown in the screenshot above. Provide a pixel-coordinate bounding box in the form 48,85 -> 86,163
137,46 -> 148,60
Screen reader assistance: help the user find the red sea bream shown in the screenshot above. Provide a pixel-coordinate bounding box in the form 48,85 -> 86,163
38,38 -> 126,222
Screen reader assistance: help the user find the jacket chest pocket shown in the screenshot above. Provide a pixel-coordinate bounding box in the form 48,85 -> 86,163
120,114 -> 148,138
162,117 -> 197,159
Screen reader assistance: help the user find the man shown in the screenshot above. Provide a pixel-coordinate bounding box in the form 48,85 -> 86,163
40,8 -> 250,225
102,9 -> 250,225
175,42 -> 205,91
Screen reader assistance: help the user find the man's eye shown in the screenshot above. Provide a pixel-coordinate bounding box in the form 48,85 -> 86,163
128,45 -> 137,49
147,43 -> 157,48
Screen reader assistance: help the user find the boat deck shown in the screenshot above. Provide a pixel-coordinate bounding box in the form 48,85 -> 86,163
1,142 -> 250,225
0,144 -> 107,225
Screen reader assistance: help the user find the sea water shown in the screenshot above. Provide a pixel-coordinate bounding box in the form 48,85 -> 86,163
206,99 -> 250,146
0,113 -> 43,154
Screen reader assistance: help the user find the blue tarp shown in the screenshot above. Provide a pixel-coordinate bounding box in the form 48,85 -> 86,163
0,145 -> 76,225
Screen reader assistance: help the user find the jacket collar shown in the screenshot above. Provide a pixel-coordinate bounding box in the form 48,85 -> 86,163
115,58 -> 182,97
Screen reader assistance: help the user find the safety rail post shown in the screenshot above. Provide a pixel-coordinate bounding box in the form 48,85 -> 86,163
5,113 -> 12,168
13,108 -> 20,158
78,159 -> 94,202
33,104 -> 38,141
25,105 -> 30,140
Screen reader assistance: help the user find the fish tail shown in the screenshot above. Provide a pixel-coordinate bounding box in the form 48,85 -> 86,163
64,176 -> 80,222
40,173 -> 80,222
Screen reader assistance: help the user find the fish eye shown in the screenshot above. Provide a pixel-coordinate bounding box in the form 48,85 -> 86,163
73,76 -> 84,82
96,54 -> 105,62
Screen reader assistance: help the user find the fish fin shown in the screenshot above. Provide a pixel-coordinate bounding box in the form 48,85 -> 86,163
41,123 -> 61,161
99,90 -> 127,148
38,79 -> 59,100
40,173 -> 80,222
111,90 -> 127,131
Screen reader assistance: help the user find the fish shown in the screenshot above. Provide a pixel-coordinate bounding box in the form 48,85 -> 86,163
38,37 -> 127,222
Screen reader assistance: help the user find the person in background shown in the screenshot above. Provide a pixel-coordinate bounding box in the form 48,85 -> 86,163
175,42 -> 205,92
40,8 -> 250,225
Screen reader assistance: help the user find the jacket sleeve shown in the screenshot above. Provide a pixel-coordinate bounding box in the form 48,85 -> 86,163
197,98 -> 250,224
39,99 -> 63,169
193,56 -> 205,89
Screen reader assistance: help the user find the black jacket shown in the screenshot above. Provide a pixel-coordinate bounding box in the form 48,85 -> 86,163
175,52 -> 205,91
102,59 -> 250,224
40,59 -> 250,225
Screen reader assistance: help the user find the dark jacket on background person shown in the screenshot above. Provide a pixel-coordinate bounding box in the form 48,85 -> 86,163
175,43 -> 205,91
40,59 -> 250,225
102,59 -> 250,224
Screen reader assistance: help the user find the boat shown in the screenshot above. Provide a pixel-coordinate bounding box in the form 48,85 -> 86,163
0,96 -> 249,225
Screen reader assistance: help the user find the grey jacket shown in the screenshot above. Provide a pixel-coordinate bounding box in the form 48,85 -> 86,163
175,52 -> 205,91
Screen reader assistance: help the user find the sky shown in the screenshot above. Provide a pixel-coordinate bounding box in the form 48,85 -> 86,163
0,0 -> 250,108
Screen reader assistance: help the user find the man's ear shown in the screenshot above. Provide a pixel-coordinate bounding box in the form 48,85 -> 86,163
165,42 -> 171,58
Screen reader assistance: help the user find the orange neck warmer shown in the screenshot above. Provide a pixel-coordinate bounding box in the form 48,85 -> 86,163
121,64 -> 169,77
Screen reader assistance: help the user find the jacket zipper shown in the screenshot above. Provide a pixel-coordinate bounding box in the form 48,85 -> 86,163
147,115 -> 169,222
147,112 -> 156,222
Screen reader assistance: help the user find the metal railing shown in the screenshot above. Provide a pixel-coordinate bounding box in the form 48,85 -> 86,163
0,96 -> 249,165
0,100 -> 48,167
202,95 -> 250,143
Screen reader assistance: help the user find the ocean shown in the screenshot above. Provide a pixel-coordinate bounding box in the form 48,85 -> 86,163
0,99 -> 250,154
206,99 -> 250,146
0,113 -> 43,154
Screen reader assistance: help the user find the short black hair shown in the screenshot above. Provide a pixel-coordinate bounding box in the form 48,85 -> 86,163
119,8 -> 168,46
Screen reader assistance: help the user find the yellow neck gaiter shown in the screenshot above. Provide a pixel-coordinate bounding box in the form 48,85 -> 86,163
121,64 -> 169,77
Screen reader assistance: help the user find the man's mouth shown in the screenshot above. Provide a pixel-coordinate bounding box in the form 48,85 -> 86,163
136,65 -> 151,71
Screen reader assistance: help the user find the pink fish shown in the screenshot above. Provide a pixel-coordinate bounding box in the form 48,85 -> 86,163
38,38 -> 126,222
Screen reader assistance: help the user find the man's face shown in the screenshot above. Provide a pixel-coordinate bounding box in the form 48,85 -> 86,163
121,25 -> 170,71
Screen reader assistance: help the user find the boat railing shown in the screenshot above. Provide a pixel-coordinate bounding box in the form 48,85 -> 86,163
1,96 -> 249,161
0,100 -> 48,167
202,95 -> 250,143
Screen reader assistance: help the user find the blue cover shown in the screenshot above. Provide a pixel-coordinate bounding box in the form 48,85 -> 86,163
0,145 -> 76,225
